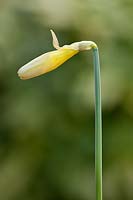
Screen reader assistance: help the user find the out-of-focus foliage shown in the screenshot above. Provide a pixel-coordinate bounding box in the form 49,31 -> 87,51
0,0 -> 133,199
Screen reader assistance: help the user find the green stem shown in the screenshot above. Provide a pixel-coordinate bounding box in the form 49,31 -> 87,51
93,47 -> 102,200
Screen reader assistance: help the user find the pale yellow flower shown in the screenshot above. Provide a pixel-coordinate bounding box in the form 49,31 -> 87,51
18,30 -> 97,80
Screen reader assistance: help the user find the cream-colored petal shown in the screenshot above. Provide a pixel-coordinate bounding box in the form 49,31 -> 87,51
50,29 -> 60,50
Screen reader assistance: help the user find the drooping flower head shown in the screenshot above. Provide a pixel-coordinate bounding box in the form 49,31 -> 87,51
18,30 -> 97,80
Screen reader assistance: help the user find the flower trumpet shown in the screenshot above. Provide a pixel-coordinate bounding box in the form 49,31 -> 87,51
17,30 -> 97,80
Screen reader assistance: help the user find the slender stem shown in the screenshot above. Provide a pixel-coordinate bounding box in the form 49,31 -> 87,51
93,47 -> 102,200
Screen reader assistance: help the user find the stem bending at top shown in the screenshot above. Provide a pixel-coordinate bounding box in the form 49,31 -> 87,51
93,47 -> 102,200
17,29 -> 103,200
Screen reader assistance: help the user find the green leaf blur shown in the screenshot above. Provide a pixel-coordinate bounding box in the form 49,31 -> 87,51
0,0 -> 133,199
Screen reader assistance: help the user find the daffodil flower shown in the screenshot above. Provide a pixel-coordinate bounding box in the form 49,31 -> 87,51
17,30 -> 97,80
17,30 -> 103,200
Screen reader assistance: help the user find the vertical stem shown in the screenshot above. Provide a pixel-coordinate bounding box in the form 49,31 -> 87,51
93,47 -> 102,200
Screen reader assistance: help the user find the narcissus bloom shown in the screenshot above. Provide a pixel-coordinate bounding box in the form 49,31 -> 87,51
17,29 -> 103,200
18,30 -> 97,80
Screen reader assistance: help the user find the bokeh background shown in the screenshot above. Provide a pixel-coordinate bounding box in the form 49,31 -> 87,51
0,0 -> 133,199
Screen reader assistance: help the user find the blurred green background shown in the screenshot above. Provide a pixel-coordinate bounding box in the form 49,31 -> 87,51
0,0 -> 133,199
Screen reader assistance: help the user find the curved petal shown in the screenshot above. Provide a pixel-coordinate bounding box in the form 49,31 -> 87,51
50,29 -> 60,49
